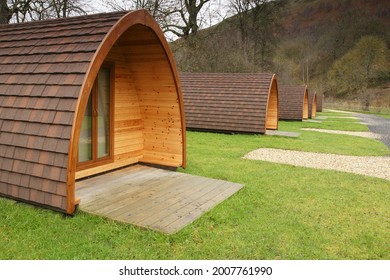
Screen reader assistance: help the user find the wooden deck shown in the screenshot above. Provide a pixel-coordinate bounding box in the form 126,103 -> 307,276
75,165 -> 244,234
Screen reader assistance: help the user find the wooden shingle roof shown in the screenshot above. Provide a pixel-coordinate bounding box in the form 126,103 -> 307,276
278,85 -> 309,121
180,73 -> 278,134
0,10 -> 185,214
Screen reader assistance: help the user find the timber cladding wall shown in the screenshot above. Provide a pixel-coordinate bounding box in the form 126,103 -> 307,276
0,10 -> 186,214
278,85 -> 309,121
180,73 -> 279,134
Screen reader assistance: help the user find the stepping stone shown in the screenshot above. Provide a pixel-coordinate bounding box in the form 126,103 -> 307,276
266,130 -> 300,138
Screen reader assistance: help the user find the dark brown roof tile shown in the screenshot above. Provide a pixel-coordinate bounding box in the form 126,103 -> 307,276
56,139 -> 69,154
11,159 -> 27,174
0,170 -> 10,184
40,111 -> 56,123
43,138 -> 59,152
53,154 -> 67,168
0,182 -> 7,194
0,132 -> 15,146
8,185 -> 18,197
18,186 -> 30,200
1,158 -> 14,171
45,166 -> 62,181
55,85 -> 80,98
53,111 -> 74,125
56,99 -> 77,112
31,164 -> 45,178
29,189 -> 45,204
8,170 -> 21,186
20,174 -> 31,188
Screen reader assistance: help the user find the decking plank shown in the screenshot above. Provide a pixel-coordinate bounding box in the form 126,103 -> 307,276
147,180 -> 241,230
76,164 -> 244,234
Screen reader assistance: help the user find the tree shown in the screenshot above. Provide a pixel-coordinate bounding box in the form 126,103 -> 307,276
327,36 -> 389,108
229,0 -> 286,71
101,0 -> 177,34
0,0 -> 11,23
8,0 -> 88,23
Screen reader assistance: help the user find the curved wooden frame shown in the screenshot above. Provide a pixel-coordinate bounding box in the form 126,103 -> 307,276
309,91 -> 317,119
265,74 -> 279,130
66,10 -> 186,214
303,88 -> 309,120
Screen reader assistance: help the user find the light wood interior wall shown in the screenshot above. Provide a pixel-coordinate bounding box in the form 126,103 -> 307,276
312,95 -> 317,118
76,25 -> 183,179
302,91 -> 309,119
265,79 -> 278,130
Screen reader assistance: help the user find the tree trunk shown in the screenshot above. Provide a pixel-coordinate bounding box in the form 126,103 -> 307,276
0,0 -> 11,24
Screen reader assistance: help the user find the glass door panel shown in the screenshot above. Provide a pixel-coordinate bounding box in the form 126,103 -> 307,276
97,68 -> 110,159
77,65 -> 112,167
78,95 -> 92,163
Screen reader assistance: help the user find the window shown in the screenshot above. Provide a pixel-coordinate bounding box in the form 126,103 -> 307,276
78,65 -> 113,169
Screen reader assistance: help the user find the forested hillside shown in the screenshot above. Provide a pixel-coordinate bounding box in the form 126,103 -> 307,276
171,0 -> 390,110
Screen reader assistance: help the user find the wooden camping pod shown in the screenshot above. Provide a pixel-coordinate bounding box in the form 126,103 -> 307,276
309,91 -> 317,118
0,10 -> 186,214
278,85 -> 309,121
180,73 -> 279,134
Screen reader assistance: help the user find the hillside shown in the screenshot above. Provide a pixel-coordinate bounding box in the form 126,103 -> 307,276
171,0 -> 390,108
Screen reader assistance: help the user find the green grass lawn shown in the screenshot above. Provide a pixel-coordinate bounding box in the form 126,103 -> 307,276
1,117 -> 389,260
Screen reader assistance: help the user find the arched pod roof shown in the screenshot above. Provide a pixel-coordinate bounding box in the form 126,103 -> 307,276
0,10 -> 186,214
180,73 -> 279,134
278,85 -> 309,121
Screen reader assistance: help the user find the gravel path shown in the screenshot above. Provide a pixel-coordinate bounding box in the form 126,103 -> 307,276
300,128 -> 381,139
354,113 -> 390,149
244,148 -> 390,181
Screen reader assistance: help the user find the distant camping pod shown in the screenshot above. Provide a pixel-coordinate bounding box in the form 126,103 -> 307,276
0,10 -> 186,214
278,85 -> 309,121
180,73 -> 279,134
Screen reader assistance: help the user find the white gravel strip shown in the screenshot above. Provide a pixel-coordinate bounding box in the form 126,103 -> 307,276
326,116 -> 358,119
243,148 -> 390,181
301,128 -> 381,139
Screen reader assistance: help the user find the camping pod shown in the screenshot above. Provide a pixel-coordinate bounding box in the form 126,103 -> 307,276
278,85 -> 309,121
0,10 -> 186,214
180,73 -> 279,134
309,91 -> 317,118
317,93 -> 323,112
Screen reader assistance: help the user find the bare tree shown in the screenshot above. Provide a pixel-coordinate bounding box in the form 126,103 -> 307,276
102,0 -> 177,35
102,0 -> 211,38
0,0 -> 11,24
230,0 -> 251,63
166,0 -> 210,37
8,0 -> 87,22
230,0 -> 286,70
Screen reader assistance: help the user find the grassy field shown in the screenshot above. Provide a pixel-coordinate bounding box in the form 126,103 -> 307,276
1,112 -> 389,260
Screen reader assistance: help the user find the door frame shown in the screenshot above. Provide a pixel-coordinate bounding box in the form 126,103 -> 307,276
77,62 -> 115,171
